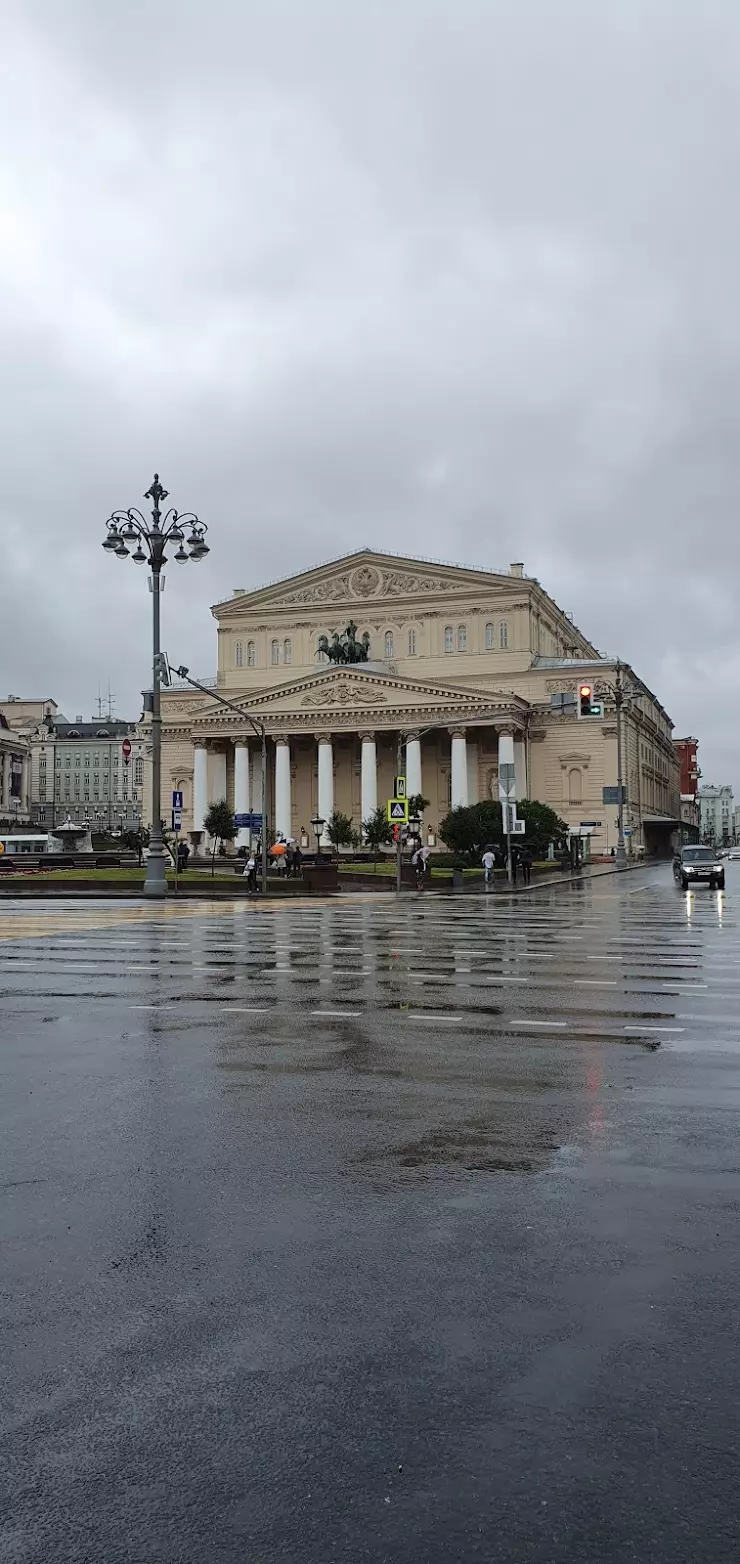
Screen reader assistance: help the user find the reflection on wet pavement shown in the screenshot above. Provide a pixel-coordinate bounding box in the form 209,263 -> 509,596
3,866 -> 740,1563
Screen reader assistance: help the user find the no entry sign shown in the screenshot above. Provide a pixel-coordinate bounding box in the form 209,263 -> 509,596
122,738 -> 132,766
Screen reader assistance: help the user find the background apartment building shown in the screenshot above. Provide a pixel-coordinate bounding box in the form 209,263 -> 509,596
699,784 -> 734,845
0,698 -> 146,832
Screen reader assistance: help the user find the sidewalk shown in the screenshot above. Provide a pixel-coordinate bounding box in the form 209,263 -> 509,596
506,858 -> 648,894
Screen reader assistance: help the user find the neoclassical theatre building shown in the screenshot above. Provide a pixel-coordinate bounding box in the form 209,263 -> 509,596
150,550 -> 680,857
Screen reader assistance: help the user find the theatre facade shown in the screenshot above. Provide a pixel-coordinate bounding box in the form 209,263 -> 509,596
149,550 -> 681,857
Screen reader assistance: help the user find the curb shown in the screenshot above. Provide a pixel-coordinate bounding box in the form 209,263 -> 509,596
510,859 -> 648,893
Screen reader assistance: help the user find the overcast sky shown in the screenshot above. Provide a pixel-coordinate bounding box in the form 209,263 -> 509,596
1,0 -> 738,783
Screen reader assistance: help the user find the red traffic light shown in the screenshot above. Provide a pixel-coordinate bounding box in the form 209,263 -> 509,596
579,684 -> 593,717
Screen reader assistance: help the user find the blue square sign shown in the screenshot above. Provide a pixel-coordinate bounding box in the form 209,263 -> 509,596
172,790 -> 183,810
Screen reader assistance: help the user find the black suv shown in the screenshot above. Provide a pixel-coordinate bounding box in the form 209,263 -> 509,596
673,845 -> 725,891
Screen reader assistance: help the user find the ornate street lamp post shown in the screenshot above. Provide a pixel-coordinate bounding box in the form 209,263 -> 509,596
311,816 -> 325,860
101,474 -> 209,898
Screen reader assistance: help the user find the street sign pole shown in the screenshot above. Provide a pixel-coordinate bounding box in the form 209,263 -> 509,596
396,735 -> 404,895
499,762 -> 516,885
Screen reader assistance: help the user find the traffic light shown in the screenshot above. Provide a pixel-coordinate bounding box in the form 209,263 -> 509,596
154,652 -> 171,686
578,684 -> 602,719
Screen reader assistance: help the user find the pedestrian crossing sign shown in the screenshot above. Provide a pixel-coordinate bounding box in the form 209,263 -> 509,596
394,776 -> 406,799
387,798 -> 409,823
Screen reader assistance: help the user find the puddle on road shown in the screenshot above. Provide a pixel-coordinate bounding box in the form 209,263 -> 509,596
358,1112 -> 563,1177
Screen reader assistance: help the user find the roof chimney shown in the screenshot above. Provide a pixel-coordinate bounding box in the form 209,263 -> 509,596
509,562 -> 524,578
232,588 -> 246,597
75,714 -> 83,723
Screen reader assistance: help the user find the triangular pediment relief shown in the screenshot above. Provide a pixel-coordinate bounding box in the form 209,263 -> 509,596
183,667 -> 528,733
212,550 -> 524,619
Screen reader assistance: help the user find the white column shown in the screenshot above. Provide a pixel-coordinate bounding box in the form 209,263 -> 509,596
0,753 -> 8,810
21,753 -> 30,815
275,738 -> 292,839
210,747 -> 227,806
234,742 -> 250,847
193,744 -> 208,839
466,740 -> 479,806
498,730 -> 516,799
317,734 -> 334,844
361,733 -> 377,831
514,737 -> 527,801
252,746 -> 264,831
406,733 -> 422,800
450,730 -> 468,809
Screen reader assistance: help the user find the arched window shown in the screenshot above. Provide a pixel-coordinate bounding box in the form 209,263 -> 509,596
271,639 -> 280,665
283,638 -> 292,665
234,641 -> 244,668
444,626 -> 453,653
457,625 -> 467,652
408,628 -> 417,656
499,621 -> 509,649
485,622 -> 494,650
247,641 -> 256,667
568,767 -> 582,804
385,631 -> 394,658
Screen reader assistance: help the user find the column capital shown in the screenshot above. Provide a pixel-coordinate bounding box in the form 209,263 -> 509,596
359,729 -> 376,743
315,731 -> 333,746
449,727 -> 467,740
233,738 -> 249,750
496,725 -> 516,738
275,734 -> 290,748
193,739 -> 207,750
405,729 -> 421,743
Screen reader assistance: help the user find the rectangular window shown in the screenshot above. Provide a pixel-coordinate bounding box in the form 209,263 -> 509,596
408,629 -> 416,656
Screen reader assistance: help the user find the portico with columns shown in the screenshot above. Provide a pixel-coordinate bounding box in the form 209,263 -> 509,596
159,663 -> 529,851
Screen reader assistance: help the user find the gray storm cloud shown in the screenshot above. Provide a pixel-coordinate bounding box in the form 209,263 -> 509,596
0,0 -> 737,779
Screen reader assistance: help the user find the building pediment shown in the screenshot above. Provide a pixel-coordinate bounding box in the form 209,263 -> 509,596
212,549 -> 527,620
183,665 -> 529,736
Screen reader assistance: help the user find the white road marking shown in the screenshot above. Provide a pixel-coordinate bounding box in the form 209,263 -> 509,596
312,1009 -> 362,1018
407,1013 -> 462,1023
223,1007 -> 269,1014
623,1025 -> 684,1034
510,1019 -> 568,1028
574,980 -> 618,987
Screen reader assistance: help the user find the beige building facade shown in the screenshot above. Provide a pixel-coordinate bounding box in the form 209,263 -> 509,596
149,551 -> 681,858
0,699 -> 51,825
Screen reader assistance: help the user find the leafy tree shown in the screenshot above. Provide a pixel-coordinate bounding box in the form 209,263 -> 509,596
362,805 -> 394,868
516,800 -> 568,856
407,793 -> 430,818
439,801 -> 502,863
326,811 -> 355,852
204,798 -> 237,876
439,799 -> 567,865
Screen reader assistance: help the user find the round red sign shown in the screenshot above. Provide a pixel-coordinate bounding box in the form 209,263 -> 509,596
122,738 -> 132,758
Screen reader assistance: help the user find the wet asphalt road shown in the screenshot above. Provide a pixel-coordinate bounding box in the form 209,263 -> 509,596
3,864 -> 740,1562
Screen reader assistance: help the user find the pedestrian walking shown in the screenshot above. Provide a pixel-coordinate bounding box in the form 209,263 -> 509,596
482,847 -> 496,889
413,843 -> 431,888
510,849 -> 518,886
292,845 -> 303,878
242,853 -> 257,892
520,847 -> 532,885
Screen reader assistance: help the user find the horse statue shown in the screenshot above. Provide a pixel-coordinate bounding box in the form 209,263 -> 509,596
316,621 -> 371,665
